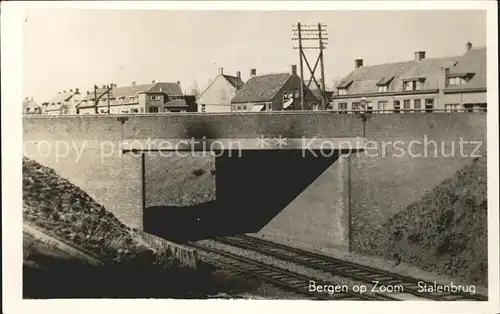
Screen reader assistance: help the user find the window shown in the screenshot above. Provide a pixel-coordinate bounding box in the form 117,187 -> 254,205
414,99 -> 422,111
366,101 -> 373,113
201,104 -> 206,113
377,101 -> 388,113
445,104 -> 460,112
425,98 -> 434,112
338,88 -> 347,96
403,100 -> 411,111
237,105 -> 242,111
403,79 -> 424,91
119,96 -> 126,101
394,100 -> 401,113
403,81 -> 412,91
150,95 -> 160,101
131,108 -> 139,113
448,76 -> 466,86
242,105 -> 247,111
377,85 -> 388,93
352,102 -> 361,111
148,106 -> 159,113
338,102 -> 348,113
266,103 -> 272,111
129,96 -> 138,101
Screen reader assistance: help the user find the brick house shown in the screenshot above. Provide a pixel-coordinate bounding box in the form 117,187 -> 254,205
77,81 -> 184,114
230,65 -> 319,111
197,68 -> 244,113
331,42 -> 486,113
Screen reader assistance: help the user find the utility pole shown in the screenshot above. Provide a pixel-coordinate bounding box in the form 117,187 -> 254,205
107,84 -> 111,114
318,23 -> 326,99
94,84 -> 98,114
93,84 -> 112,114
297,22 -> 305,110
292,22 -> 329,110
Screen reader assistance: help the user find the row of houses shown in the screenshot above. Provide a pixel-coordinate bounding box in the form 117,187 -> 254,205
193,41 -> 487,113
24,81 -> 197,115
330,42 -> 487,113
24,41 -> 486,115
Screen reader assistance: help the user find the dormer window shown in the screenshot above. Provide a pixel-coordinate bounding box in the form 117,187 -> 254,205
403,78 -> 425,91
376,77 -> 393,93
338,88 -> 347,96
448,76 -> 467,86
377,85 -> 388,93
118,96 -> 126,101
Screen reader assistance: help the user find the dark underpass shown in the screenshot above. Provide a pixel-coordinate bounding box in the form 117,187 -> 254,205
143,149 -> 342,242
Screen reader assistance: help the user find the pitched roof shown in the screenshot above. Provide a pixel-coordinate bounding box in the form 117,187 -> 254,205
337,61 -> 415,94
231,73 -> 291,103
222,74 -> 245,90
336,47 -> 487,95
77,81 -> 183,108
445,47 -> 486,91
49,90 -> 77,104
148,82 -> 183,96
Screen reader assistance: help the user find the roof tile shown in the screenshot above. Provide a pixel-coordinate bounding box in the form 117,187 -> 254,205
231,73 -> 292,103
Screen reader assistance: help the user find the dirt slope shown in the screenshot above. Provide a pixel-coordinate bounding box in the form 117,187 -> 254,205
356,157 -> 488,286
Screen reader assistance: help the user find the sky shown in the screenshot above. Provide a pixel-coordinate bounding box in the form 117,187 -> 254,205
23,9 -> 486,102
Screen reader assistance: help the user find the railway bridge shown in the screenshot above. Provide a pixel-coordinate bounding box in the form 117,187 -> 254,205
23,112 -> 486,251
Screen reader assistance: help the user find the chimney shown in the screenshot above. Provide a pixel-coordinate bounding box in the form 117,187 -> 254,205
152,80 -> 156,84
290,64 -> 297,75
58,92 -> 61,94
25,97 -> 29,100
177,81 -> 181,85
219,67 -> 224,75
69,89 -> 73,92
87,91 -> 90,95
75,88 -> 79,94
355,59 -> 363,68
131,82 -> 136,88
414,51 -> 426,62
466,41 -> 473,53
249,68 -> 256,77
236,71 -> 241,79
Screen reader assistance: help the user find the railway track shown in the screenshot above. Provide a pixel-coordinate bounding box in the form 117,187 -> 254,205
189,242 -> 396,301
213,235 -> 487,301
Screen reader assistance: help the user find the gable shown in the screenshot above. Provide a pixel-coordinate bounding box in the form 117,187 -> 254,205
198,75 -> 238,105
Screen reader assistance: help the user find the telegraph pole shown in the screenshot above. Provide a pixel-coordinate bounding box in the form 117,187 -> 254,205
292,22 -> 329,110
107,84 -> 110,114
94,85 -> 98,114
297,22 -> 305,110
318,23 -> 326,98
